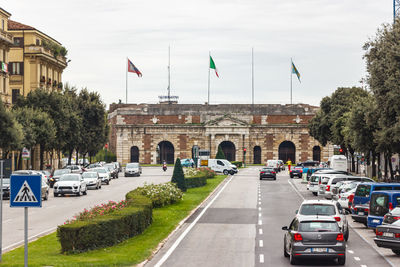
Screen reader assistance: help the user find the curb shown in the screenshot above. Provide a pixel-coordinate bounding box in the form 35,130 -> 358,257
137,175 -> 231,267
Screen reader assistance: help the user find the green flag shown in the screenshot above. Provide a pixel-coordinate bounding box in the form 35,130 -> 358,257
210,56 -> 219,77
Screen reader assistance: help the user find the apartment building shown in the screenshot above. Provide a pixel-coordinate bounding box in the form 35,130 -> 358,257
0,8 -> 13,107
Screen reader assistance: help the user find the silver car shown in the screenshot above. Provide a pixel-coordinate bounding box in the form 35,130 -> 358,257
53,173 -> 87,197
125,162 -> 142,177
82,172 -> 102,190
92,167 -> 111,185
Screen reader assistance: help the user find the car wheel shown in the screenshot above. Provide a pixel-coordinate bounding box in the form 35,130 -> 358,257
274,177 -> 276,180
106,180 -> 110,185
223,170 -> 229,175
83,188 -> 87,195
290,175 -> 293,178
337,256 -> 346,265
312,192 -> 318,196
260,177 -> 263,180
116,174 -> 119,178
76,189 -> 81,196
283,240 -> 289,257
44,191 -> 48,200
289,251 -> 297,265
53,193 -> 58,197
391,249 -> 400,255
344,227 -> 349,241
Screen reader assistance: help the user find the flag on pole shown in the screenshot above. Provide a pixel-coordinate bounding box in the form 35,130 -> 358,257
291,61 -> 300,82
127,59 -> 142,77
209,56 -> 219,78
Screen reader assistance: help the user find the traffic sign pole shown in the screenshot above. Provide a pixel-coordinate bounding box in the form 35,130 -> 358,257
24,207 -> 28,267
0,160 -> 3,262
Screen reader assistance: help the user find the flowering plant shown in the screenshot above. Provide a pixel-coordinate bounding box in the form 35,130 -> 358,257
197,167 -> 216,178
136,182 -> 183,208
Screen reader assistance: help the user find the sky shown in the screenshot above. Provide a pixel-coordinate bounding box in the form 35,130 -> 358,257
3,0 -> 391,108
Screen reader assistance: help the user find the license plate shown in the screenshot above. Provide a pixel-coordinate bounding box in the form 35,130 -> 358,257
383,232 -> 394,237
312,248 -> 327,253
373,219 -> 380,223
358,212 -> 364,216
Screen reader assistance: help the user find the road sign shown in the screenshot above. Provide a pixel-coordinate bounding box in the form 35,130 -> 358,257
21,148 -> 30,159
10,175 -> 42,208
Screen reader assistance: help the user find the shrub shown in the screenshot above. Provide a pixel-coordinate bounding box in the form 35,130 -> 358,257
57,190 -> 152,253
171,158 -> 187,192
231,161 -> 243,168
216,146 -> 226,159
197,167 -> 216,178
136,182 -> 183,208
185,174 -> 207,188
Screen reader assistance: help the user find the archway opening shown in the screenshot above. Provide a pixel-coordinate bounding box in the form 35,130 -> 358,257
279,141 -> 296,164
253,146 -> 261,164
130,146 -> 139,162
313,146 -> 321,162
157,141 -> 174,164
219,141 -> 236,161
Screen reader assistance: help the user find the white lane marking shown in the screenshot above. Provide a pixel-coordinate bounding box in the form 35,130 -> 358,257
258,201 -> 261,205
348,250 -> 354,254
258,207 -> 261,211
259,240 -> 263,247
258,212 -> 261,217
361,265 -> 367,267
287,180 -> 304,200
354,257 -> 361,261
258,219 -> 262,225
259,228 -> 263,235
259,254 -> 264,263
154,176 -> 234,267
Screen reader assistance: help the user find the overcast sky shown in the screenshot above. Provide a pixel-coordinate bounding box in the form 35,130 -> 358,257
3,0 -> 391,108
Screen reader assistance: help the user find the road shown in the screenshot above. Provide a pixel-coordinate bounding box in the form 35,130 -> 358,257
147,167 -> 395,267
1,166 -> 171,252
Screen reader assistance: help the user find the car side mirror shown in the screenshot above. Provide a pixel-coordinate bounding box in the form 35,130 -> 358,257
282,226 -> 289,231
295,210 -> 298,214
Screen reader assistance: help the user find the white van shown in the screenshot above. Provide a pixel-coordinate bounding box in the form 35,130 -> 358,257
266,160 -> 280,172
329,155 -> 347,172
208,159 -> 236,175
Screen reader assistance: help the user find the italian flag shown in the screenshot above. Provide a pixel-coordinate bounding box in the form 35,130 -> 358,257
210,56 -> 219,78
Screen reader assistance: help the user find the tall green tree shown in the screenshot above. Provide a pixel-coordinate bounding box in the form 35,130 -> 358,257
171,158 -> 186,192
0,99 -> 23,157
216,145 -> 226,159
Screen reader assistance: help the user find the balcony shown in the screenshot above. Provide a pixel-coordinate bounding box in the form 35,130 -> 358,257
25,45 -> 67,68
0,29 -> 13,45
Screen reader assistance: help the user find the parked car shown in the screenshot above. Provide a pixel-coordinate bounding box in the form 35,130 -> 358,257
282,215 -> 346,265
352,203 -> 369,226
290,166 -> 303,178
64,165 -> 84,174
266,160 -> 280,172
82,171 -> 102,190
338,187 -> 357,211
113,162 -> 122,172
125,162 -> 142,177
104,163 -> 119,179
259,167 -> 276,180
181,158 -> 195,167
91,167 -> 111,185
12,171 -> 49,200
278,160 -> 285,170
49,169 -> 71,188
318,174 -> 353,199
37,170 -> 51,183
383,207 -> 400,225
374,219 -> 400,255
53,173 -> 87,197
367,191 -> 400,228
0,178 -> 10,199
307,174 -> 322,196
40,175 -> 49,200
87,163 -> 103,169
296,199 -> 349,241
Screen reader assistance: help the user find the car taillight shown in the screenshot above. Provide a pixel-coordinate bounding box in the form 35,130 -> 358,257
319,179 -> 321,185
365,208 -> 369,214
334,216 -> 341,222
326,185 -> 330,191
336,233 -> 344,241
294,233 -> 303,241
389,202 -> 394,211
271,171 -> 276,174
395,233 -> 400,238
260,172 -> 265,174
376,229 -> 383,236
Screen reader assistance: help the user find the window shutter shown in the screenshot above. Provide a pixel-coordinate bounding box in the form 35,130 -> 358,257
20,62 -> 24,75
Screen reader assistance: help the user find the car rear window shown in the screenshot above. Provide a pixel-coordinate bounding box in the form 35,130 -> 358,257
321,177 -> 330,185
370,194 -> 389,216
299,204 -> 336,216
332,178 -> 346,184
355,184 -> 371,197
299,221 -> 339,232
310,176 -> 319,182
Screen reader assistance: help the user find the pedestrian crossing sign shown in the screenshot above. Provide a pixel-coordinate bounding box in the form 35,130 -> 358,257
10,175 -> 42,207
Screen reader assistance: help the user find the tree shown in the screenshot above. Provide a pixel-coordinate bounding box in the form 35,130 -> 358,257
171,158 -> 186,192
216,145 -> 226,159
0,99 -> 23,157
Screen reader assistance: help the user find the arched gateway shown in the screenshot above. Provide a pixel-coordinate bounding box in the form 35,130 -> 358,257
130,146 -> 139,162
219,141 -> 236,161
253,146 -> 261,164
157,141 -> 174,164
279,141 -> 296,164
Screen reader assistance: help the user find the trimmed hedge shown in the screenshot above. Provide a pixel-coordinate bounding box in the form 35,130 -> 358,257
57,191 -> 152,253
185,174 -> 207,189
231,161 -> 243,168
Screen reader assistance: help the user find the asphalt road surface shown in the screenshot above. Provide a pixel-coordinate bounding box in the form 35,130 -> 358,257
147,167 -> 395,267
1,166 -> 172,252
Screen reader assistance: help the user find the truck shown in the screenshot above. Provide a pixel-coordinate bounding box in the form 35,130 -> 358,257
329,155 -> 347,172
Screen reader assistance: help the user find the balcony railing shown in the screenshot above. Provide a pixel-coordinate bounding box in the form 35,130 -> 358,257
0,29 -> 13,45
25,45 -> 67,65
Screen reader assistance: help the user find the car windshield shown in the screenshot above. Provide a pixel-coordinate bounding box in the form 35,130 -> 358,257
104,164 -> 114,168
94,168 -> 107,173
54,169 -> 70,175
299,221 -> 339,232
355,184 -> 371,197
82,172 -> 97,179
127,163 -> 139,168
299,204 -> 336,216
59,174 -> 80,181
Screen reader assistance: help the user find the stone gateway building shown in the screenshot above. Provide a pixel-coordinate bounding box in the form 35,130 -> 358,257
108,104 -> 333,165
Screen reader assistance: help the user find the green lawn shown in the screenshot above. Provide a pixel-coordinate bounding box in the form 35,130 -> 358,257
1,175 -> 227,267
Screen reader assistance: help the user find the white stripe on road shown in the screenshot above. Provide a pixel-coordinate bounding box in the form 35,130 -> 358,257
361,265 -> 367,267
258,201 -> 261,205
287,180 -> 304,200
259,254 -> 264,263
354,257 -> 361,261
259,228 -> 263,235
258,207 -> 261,211
154,176 -> 234,267
258,220 -> 262,225
348,250 -> 354,254
259,240 -> 263,247
259,212 -> 261,217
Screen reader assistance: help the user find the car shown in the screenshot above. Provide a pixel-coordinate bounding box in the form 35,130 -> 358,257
282,215 -> 346,265
368,191 -> 400,228
337,186 -> 357,211
181,158 -> 195,167
82,171 -> 102,190
91,167 -> 111,185
383,207 -> 400,225
259,167 -> 276,180
49,169 -> 71,188
374,219 -> 400,255
278,160 -> 285,171
318,174 -> 351,199
37,170 -> 51,183
113,162 -> 122,172
64,165 -> 84,174
0,178 -> 10,199
351,203 -> 369,226
53,173 -> 87,197
103,163 -> 119,179
290,166 -> 303,178
125,162 -> 142,177
40,175 -> 49,200
296,199 -> 349,241
307,174 -> 321,196
87,163 -> 103,169
266,160 -> 280,172
11,170 -> 49,200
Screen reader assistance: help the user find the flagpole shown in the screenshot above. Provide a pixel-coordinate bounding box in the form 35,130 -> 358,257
252,47 -> 254,109
126,57 -> 128,104
168,46 -> 171,104
208,51 -> 211,105
290,58 -> 292,105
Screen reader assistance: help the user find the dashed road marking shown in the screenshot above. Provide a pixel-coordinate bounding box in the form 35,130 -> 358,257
258,201 -> 261,205
259,212 -> 261,217
258,207 -> 261,211
259,228 -> 263,235
354,257 -> 361,261
361,265 -> 367,267
259,240 -> 263,247
259,254 -> 264,263
348,250 -> 354,254
258,219 -> 262,225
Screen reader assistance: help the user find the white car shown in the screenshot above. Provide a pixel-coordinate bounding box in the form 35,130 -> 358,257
53,173 -> 87,197
82,171 -> 102,190
296,199 -> 349,241
92,167 -> 111,184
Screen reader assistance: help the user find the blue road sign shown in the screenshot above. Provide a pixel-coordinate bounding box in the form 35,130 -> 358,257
10,175 -> 42,207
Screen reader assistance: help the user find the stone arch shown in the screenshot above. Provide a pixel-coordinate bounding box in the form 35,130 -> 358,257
219,141 -> 236,161
253,146 -> 261,164
279,141 -> 296,164
130,146 -> 139,162
157,141 -> 175,164
313,145 -> 321,162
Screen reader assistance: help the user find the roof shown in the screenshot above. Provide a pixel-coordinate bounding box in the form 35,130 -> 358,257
0,8 -> 11,17
8,20 -> 36,30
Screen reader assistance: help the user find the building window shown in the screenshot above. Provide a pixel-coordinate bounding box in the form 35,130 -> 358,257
12,89 -> 20,104
36,39 -> 40,45
2,20 -> 4,31
13,37 -> 24,48
10,62 -> 23,75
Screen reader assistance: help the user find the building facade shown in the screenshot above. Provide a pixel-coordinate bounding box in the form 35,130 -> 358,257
108,103 -> 333,165
0,8 -> 13,107
8,19 -> 67,104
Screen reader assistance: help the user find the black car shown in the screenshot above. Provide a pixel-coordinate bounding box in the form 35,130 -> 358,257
282,215 -> 346,265
351,203 -> 369,226
290,167 -> 303,178
260,167 -> 276,180
374,219 -> 400,255
383,207 -> 400,225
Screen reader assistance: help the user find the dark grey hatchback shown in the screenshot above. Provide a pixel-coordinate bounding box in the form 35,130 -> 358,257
282,215 -> 346,265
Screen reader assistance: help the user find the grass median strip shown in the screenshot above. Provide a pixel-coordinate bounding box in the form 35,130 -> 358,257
2,174 -> 227,267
